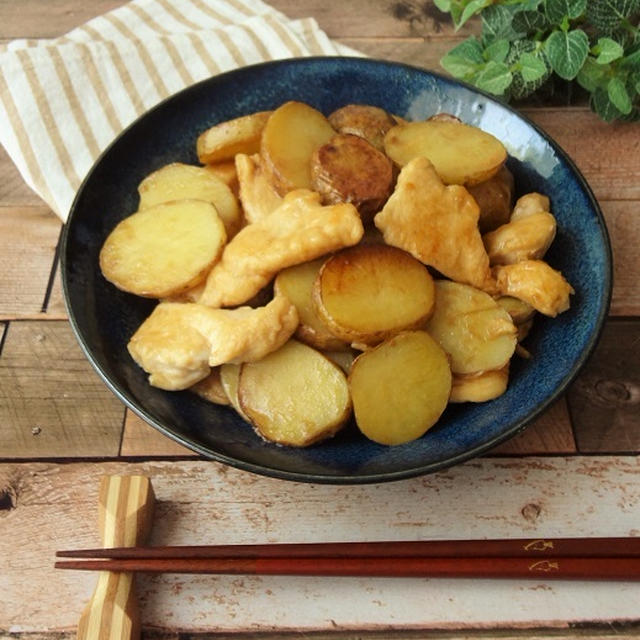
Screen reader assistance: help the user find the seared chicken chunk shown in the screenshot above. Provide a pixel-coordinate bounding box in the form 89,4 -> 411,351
235,153 -> 283,224
374,157 -> 495,292
493,260 -> 574,317
199,189 -> 364,308
128,294 -> 298,390
511,192 -> 550,221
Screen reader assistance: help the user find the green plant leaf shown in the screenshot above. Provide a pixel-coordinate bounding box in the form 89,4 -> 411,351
484,39 -> 511,63
433,0 -> 452,11
458,0 -> 493,29
545,0 -> 587,23
591,86 -> 625,121
474,60 -> 513,94
631,70 -> 640,93
505,38 -> 553,98
585,0 -> 640,34
545,28 -> 590,79
519,51 -> 549,81
576,57 -> 609,91
481,4 -> 520,42
512,10 -> 549,35
620,48 -> 640,69
607,76 -> 633,113
440,37 -> 484,77
594,37 -> 625,64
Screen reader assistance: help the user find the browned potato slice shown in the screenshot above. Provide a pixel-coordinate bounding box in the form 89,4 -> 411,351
235,153 -> 283,224
100,200 -> 226,298
137,162 -> 241,238
511,192 -> 550,221
450,365 -> 509,403
310,133 -> 394,221
197,111 -> 272,164
205,161 -> 239,197
313,244 -> 435,345
496,296 -> 536,325
467,166 -> 514,233
383,119 -> 507,186
274,258 -> 349,351
238,340 -> 351,447
349,331 -> 452,446
483,211 -> 557,265
260,101 -> 335,195
374,157 -> 495,292
191,368 -> 229,405
220,363 -> 249,419
327,104 -> 397,151
493,260 -> 574,317
425,280 -> 517,375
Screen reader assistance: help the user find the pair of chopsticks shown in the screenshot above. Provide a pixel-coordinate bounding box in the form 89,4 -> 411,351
55,537 -> 640,581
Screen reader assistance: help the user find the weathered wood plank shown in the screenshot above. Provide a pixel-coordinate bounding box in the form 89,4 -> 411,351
490,397 -> 575,455
0,207 -> 60,319
568,319 -> 640,453
1,458 -> 638,633
0,147 -> 43,206
120,411 -> 196,457
44,262 -> 67,318
0,320 -> 124,457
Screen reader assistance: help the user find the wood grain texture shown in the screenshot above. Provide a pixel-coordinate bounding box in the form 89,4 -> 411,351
1,459 -> 638,633
0,147 -> 43,206
0,207 -> 60,319
120,411 -> 196,457
0,320 -> 124,457
568,320 -> 640,453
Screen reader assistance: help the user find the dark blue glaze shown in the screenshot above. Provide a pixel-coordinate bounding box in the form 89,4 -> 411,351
61,57 -> 612,484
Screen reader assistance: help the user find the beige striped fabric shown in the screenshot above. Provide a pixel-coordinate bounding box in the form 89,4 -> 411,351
0,0 -> 361,221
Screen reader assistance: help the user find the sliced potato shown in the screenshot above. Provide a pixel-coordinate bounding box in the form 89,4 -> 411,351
496,296 -> 536,325
313,244 -> 435,345
349,331 -> 452,446
197,110 -> 272,164
327,104 -> 397,151
100,200 -> 226,298
220,363 -> 248,420
310,133 -> 394,221
191,368 -> 229,405
235,153 -> 283,224
238,340 -> 351,447
467,166 -> 514,233
260,101 -> 335,195
274,258 -> 349,351
511,192 -> 550,221
137,162 -> 241,237
383,119 -> 507,186
205,160 -> 239,197
425,280 -> 517,375
450,365 -> 509,403
493,259 -> 574,317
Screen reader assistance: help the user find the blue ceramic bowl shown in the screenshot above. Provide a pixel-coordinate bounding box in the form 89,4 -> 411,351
62,57 -> 612,484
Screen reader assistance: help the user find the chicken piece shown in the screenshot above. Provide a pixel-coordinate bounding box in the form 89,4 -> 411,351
374,156 -> 495,292
483,211 -> 557,265
235,153 -> 283,224
493,260 -> 574,317
127,294 -> 299,390
199,189 -> 364,308
511,192 -> 550,221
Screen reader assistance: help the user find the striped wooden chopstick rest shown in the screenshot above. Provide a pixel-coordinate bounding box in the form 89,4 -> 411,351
76,476 -> 155,640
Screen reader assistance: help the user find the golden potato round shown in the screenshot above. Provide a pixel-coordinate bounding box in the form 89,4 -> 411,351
467,166 -> 514,233
310,133 -> 394,221
274,258 -> 349,351
197,110 -> 272,164
99,200 -> 226,298
425,280 -> 517,375
449,365 -> 509,403
260,101 -> 336,195
191,368 -> 229,405
349,331 -> 452,446
137,162 -> 241,237
313,244 -> 436,345
327,104 -> 397,151
238,340 -> 351,447
383,119 -> 507,186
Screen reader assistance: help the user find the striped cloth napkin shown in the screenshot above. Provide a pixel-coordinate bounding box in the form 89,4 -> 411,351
0,0 -> 360,222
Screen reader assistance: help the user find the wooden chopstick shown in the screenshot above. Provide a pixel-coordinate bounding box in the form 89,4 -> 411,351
56,536 -> 640,560
54,555 -> 640,581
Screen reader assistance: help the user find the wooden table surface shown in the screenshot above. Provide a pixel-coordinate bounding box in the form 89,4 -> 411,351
1,1 -> 639,638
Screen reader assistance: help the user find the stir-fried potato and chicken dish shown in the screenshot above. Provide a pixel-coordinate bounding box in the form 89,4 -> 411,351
99,100 -> 574,447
